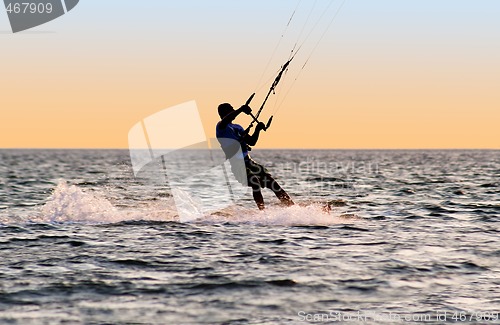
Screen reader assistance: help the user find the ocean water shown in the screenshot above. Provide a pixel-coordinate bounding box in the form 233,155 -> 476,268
0,149 -> 498,324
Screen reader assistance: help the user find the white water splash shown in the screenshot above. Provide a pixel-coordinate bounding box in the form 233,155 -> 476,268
32,181 -> 354,226
35,181 -> 177,224
203,204 -> 354,226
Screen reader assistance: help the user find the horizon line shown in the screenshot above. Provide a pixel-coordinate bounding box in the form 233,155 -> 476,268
1,147 -> 499,151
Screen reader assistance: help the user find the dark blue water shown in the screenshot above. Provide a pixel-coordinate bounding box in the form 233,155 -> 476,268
0,150 -> 499,324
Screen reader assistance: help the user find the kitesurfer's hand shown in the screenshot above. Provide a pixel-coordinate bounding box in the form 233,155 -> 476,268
256,122 -> 266,131
240,105 -> 252,115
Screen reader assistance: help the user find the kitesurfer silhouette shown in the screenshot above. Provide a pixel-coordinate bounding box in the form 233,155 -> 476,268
216,103 -> 294,210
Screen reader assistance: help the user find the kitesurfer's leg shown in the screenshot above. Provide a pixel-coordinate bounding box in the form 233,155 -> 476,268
265,176 -> 294,206
249,175 -> 265,210
253,189 -> 265,210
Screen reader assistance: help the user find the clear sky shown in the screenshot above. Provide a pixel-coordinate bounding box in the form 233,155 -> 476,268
1,0 -> 499,149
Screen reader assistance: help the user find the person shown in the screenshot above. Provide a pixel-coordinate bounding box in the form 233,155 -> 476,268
216,102 -> 294,210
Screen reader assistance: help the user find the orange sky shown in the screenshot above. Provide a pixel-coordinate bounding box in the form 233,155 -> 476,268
1,1 -> 499,149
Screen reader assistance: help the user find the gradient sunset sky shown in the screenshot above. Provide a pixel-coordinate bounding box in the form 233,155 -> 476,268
1,0 -> 499,149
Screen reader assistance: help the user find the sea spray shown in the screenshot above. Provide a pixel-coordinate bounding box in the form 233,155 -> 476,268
37,180 -> 178,224
40,180 -> 118,223
35,181 -> 353,226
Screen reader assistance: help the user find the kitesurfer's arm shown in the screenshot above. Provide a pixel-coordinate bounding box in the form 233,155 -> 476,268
219,105 -> 252,128
245,122 -> 266,146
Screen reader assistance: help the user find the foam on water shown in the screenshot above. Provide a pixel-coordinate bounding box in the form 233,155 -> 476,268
204,204 -> 352,226
35,181 -> 178,224
31,181 -> 350,226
